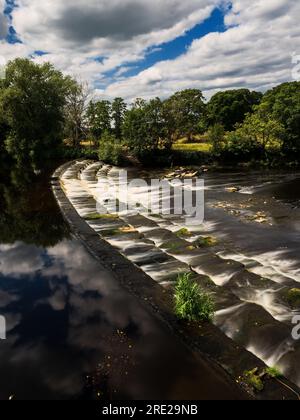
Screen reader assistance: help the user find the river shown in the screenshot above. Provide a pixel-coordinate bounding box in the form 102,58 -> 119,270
0,165 -> 246,400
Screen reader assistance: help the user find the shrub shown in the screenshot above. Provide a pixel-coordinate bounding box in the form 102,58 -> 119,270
55,145 -> 98,160
174,273 -> 215,322
98,131 -> 125,166
243,369 -> 264,392
220,131 -> 263,162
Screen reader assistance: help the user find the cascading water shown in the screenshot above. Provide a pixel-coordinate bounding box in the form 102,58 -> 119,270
61,161 -> 300,388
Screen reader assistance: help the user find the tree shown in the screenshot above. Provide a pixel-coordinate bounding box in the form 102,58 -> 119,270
0,83 -> 9,156
122,97 -> 170,158
258,82 -> 300,154
208,124 -> 225,154
98,131 -> 124,166
64,81 -> 90,148
111,97 -> 127,140
164,89 -> 206,141
235,104 -> 285,155
207,89 -> 262,131
1,58 -> 72,164
86,100 -> 111,143
122,104 -> 148,156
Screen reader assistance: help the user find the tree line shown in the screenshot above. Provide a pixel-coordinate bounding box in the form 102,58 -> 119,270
0,58 -> 299,168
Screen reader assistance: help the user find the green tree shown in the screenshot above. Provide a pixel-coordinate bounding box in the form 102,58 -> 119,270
111,97 -> 127,140
164,89 -> 206,141
1,58 -> 72,164
64,81 -> 90,148
123,97 -> 170,158
207,89 -> 262,131
98,131 -> 124,166
258,82 -> 300,154
0,84 -> 9,155
235,104 -> 285,155
86,100 -> 111,143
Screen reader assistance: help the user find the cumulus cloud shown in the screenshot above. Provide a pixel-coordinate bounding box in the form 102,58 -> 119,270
102,0 -> 300,100
12,0 -> 218,46
0,0 -> 299,100
7,0 -> 218,84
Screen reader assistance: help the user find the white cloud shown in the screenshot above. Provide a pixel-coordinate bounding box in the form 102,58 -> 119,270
103,0 -> 300,100
0,0 -> 299,100
8,0 -> 219,83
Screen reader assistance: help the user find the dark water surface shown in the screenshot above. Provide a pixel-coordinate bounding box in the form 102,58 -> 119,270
0,167 -> 245,400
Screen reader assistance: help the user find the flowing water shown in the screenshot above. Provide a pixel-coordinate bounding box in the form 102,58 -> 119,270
60,161 -> 300,388
0,165 -> 245,400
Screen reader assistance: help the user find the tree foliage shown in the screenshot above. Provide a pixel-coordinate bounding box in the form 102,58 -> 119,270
64,81 -> 90,147
122,97 -> 171,158
235,104 -> 285,153
207,89 -> 262,131
86,100 -> 111,143
111,97 -> 127,140
98,131 -> 124,166
257,82 -> 300,154
164,89 -> 206,141
1,58 -> 73,164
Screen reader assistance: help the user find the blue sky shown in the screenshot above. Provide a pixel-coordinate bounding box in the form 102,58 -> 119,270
0,0 -> 299,100
102,7 -> 226,84
3,0 -> 18,42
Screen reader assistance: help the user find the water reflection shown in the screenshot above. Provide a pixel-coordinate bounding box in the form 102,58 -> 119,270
0,168 -> 243,400
0,165 -> 70,247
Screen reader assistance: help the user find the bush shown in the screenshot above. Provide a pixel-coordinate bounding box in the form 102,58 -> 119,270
98,131 -> 125,166
55,145 -> 98,160
135,149 -> 173,167
219,132 -> 263,162
174,273 -> 215,322
172,150 -> 212,166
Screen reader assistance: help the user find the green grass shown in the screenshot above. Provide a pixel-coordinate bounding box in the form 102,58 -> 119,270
161,240 -> 185,254
174,273 -> 215,322
265,367 -> 283,379
175,228 -> 192,237
172,142 -> 212,153
194,236 -> 218,248
84,213 -> 118,221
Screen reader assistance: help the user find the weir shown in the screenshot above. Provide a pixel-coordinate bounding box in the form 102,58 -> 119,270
56,160 -> 300,390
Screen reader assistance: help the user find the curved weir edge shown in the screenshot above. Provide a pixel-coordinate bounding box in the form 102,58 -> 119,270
51,160 -> 300,401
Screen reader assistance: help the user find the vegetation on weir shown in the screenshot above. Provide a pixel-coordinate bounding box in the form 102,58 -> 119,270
174,273 -> 215,322
1,58 -> 300,170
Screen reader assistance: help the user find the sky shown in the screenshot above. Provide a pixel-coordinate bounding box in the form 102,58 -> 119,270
0,0 -> 299,101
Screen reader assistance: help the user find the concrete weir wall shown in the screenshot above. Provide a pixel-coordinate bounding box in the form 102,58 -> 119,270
51,160 -> 300,400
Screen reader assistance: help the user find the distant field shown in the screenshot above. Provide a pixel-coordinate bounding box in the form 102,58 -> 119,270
173,142 -> 212,153
80,138 -> 212,153
81,140 -> 94,147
